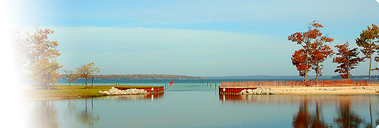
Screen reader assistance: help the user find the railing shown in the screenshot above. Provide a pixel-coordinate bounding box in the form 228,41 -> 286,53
221,80 -> 371,88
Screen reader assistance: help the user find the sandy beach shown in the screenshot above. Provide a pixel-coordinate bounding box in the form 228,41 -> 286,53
270,85 -> 379,95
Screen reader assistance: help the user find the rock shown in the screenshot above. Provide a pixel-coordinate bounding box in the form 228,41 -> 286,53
238,87 -> 277,95
99,87 -> 148,95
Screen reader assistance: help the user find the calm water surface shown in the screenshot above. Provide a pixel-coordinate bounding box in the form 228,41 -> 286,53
25,82 -> 379,128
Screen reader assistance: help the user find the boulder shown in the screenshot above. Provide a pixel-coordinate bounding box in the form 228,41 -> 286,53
99,87 -> 148,95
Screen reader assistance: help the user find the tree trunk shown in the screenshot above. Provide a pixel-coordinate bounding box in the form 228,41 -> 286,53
92,77 -> 94,87
47,74 -> 50,90
347,66 -> 350,80
85,78 -> 88,90
347,59 -> 350,80
315,66 -> 319,82
369,56 -> 372,84
305,48 -> 309,82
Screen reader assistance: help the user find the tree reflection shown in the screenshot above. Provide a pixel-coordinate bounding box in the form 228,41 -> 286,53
77,98 -> 99,127
334,99 -> 364,128
292,98 -> 310,128
65,99 -> 77,115
310,101 -> 328,128
30,100 -> 58,128
364,99 -> 373,128
292,97 -> 328,128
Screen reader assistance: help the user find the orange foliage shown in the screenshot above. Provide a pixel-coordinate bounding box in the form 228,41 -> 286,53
24,28 -> 60,62
22,28 -> 62,87
76,62 -> 100,89
288,21 -> 334,80
333,42 -> 364,79
291,49 -> 309,76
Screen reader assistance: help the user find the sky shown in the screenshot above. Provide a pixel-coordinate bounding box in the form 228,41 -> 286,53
4,0 -> 379,77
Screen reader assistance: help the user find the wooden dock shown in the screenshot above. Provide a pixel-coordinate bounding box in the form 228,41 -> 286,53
219,86 -> 257,95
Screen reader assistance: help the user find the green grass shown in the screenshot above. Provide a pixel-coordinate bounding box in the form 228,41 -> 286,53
24,85 -> 159,99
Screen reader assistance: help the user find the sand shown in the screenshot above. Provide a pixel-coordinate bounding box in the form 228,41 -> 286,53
270,85 -> 379,95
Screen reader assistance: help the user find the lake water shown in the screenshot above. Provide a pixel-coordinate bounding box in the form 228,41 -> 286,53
24,79 -> 379,128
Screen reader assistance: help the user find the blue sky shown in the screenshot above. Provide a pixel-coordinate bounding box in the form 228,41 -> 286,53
6,0 -> 379,76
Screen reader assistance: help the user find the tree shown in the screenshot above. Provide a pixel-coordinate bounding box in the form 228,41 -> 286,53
291,49 -> 308,77
11,29 -> 29,74
309,40 -> 334,81
76,62 -> 100,89
288,21 -> 333,81
24,28 -> 61,89
63,69 -> 77,87
333,42 -> 364,80
24,28 -> 60,63
356,24 -> 379,84
29,60 -> 61,90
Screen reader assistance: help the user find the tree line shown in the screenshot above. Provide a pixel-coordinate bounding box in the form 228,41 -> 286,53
12,28 -> 100,90
289,21 -> 379,83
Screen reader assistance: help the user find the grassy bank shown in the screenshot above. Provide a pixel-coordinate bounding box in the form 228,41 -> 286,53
23,85 -> 158,100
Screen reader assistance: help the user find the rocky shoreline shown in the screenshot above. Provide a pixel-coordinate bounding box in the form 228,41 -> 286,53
99,87 -> 148,95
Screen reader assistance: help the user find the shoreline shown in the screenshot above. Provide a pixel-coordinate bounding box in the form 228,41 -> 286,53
22,85 -> 158,101
271,85 -> 379,95
236,85 -> 379,95
23,85 -> 379,101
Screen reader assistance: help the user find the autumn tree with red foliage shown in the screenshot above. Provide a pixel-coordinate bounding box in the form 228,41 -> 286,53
310,39 -> 334,81
289,21 -> 334,81
291,49 -> 308,77
333,42 -> 364,80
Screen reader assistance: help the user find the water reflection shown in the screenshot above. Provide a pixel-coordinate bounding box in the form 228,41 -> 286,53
292,98 -> 328,128
77,98 -> 99,127
334,99 -> 364,128
220,94 -> 379,128
29,100 -> 58,128
27,93 -> 378,128
28,93 -> 164,128
113,93 -> 165,100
